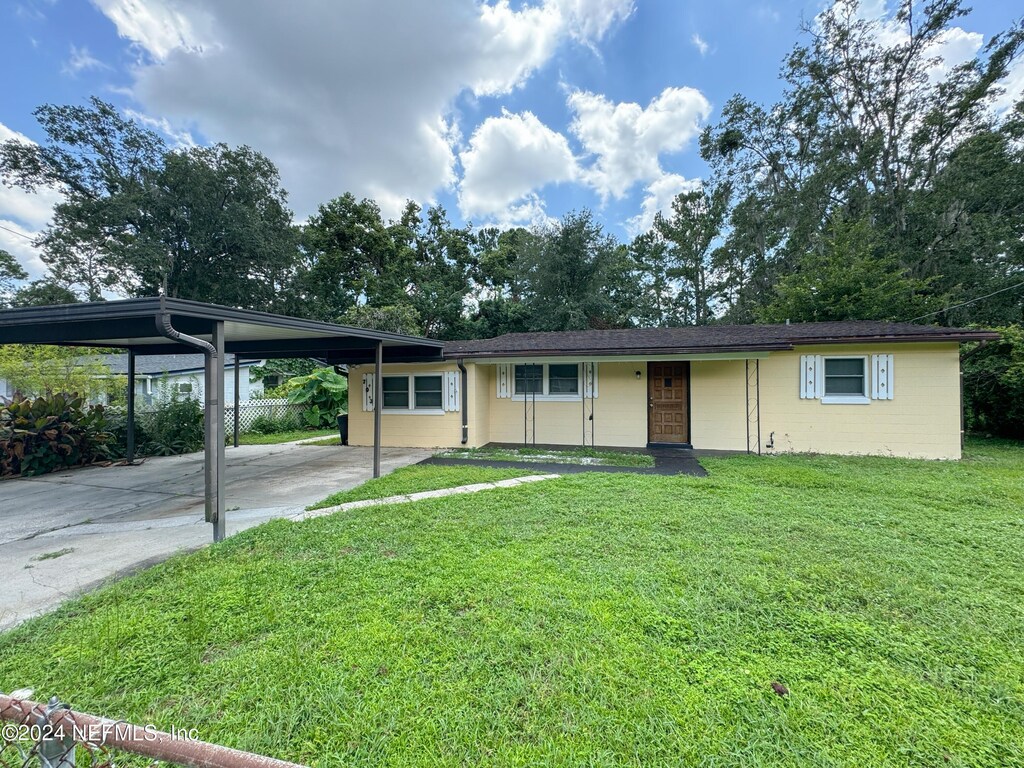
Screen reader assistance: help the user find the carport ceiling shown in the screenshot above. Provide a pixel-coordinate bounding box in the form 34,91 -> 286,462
0,297 -> 445,363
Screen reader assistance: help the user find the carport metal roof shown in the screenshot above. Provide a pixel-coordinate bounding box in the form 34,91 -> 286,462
0,296 -> 444,364
0,297 -> 444,543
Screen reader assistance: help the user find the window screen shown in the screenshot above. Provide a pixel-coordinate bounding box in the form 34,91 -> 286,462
514,364 -> 543,395
548,364 -> 579,394
414,375 -> 443,409
381,376 -> 409,409
824,358 -> 866,396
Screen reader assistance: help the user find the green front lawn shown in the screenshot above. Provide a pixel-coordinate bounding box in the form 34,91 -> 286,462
435,445 -> 656,467
2,440 -> 1022,767
235,428 -> 336,445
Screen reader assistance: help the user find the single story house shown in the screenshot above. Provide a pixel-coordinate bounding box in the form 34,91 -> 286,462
2,354 -> 266,406
346,321 -> 997,460
95,353 -> 267,406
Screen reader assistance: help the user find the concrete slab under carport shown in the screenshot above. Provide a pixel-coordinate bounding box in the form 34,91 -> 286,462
0,441 -> 429,631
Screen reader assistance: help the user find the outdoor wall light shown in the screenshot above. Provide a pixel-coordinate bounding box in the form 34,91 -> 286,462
635,370 -> 642,379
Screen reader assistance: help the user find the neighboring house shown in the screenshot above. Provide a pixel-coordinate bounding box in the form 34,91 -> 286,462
347,322 -> 997,460
89,353 -> 267,406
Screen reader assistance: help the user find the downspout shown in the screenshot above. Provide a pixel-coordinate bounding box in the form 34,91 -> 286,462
156,306 -> 215,355
457,359 -> 469,445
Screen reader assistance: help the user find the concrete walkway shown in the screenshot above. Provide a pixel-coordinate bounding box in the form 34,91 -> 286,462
0,442 -> 428,631
291,474 -> 560,521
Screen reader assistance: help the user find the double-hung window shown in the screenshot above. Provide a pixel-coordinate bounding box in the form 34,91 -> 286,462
513,363 -> 580,399
381,374 -> 444,411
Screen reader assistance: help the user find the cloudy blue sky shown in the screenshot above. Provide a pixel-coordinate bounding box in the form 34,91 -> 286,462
1,0 -> 1020,280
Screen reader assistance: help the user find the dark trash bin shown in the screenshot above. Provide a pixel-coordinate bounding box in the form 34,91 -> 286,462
337,413 -> 349,445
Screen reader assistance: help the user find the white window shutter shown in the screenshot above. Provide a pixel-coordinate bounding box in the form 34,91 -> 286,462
872,354 -> 894,400
583,362 -> 598,397
362,373 -> 375,411
800,355 -> 817,399
814,355 -> 824,399
444,371 -> 461,411
496,364 -> 512,398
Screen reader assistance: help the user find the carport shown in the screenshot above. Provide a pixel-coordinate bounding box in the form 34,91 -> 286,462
0,297 -> 445,541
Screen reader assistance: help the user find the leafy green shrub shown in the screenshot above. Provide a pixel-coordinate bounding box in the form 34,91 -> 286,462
963,325 -> 1024,439
286,368 -> 348,429
0,393 -> 114,477
247,412 -> 300,435
103,409 -> 152,459
144,395 -> 204,456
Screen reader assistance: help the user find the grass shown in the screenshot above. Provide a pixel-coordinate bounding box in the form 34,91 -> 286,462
298,436 -> 343,447
30,547 -> 74,562
306,464 -> 537,510
235,428 -> 336,445
435,445 -> 656,467
1,439 -> 1023,767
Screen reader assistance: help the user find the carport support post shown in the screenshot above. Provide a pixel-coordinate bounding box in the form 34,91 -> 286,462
233,356 -> 240,448
204,321 -> 226,542
373,340 -> 383,478
126,349 -> 136,464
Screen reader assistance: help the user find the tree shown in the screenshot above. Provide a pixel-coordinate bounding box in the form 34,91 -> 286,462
521,210 -> 624,330
962,325 -> 1024,438
758,218 -> 932,323
0,97 -> 167,297
701,0 -> 1024,323
339,304 -> 422,335
1,99 -> 301,309
652,185 -> 731,325
409,205 -> 475,339
139,144 -> 298,309
0,249 -> 28,307
0,345 -> 118,401
289,193 -> 407,321
11,280 -> 79,307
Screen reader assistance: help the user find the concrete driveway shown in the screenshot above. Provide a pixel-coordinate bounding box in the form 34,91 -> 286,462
0,441 -> 429,631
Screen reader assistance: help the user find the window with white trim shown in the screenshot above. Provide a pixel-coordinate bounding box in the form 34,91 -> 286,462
513,363 -> 581,399
381,374 -> 444,411
822,356 -> 868,403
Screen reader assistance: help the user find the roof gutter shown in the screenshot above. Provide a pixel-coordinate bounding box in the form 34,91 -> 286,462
443,344 -> 792,359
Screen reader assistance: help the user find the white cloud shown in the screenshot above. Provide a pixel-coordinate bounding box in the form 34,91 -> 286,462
0,122 -> 61,278
626,172 -> 701,237
0,218 -> 46,278
90,0 -> 215,59
554,0 -> 634,43
993,55 -> 1024,116
91,0 -> 634,219
122,109 -> 196,148
458,110 -> 578,223
568,86 -> 711,201
61,44 -> 109,76
691,33 -> 708,57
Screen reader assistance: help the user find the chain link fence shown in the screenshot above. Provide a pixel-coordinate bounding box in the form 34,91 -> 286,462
1,692 -> 305,768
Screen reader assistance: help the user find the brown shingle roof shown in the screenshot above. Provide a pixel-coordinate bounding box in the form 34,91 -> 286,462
443,322 -> 998,358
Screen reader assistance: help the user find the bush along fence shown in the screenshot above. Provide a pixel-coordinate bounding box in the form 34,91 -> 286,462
1,396 -> 313,480
118,399 -> 306,436
0,691 -> 307,768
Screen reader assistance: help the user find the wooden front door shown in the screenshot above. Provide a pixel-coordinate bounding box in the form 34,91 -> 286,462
648,362 -> 690,444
